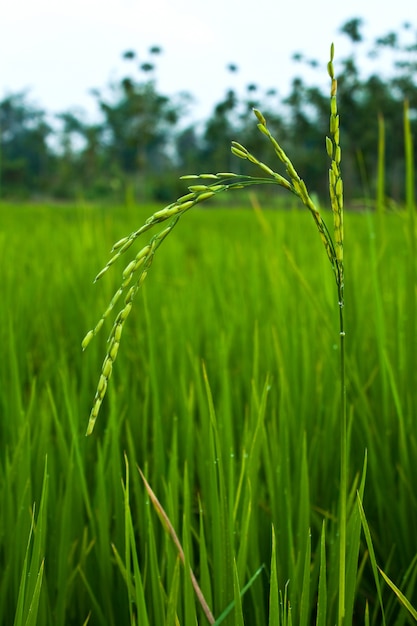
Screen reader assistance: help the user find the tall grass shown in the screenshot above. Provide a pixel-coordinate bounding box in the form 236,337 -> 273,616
1,52 -> 417,625
1,195 -> 416,624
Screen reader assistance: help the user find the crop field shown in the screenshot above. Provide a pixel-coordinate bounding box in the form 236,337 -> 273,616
1,198 -> 417,625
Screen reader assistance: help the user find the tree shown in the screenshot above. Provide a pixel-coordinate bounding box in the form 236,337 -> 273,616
92,47 -> 191,194
53,111 -> 107,198
2,21 -> 417,202
286,18 -> 417,202
0,92 -> 52,196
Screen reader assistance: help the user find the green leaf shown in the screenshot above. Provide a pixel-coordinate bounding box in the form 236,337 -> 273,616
378,568 -> 417,621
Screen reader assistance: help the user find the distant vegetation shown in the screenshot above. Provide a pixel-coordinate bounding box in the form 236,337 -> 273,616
1,17 -> 417,203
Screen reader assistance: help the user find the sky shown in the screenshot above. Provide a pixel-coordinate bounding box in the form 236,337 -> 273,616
1,0 -> 415,124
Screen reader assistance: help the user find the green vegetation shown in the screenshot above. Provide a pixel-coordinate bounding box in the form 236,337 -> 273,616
1,190 -> 417,624
1,33 -> 417,626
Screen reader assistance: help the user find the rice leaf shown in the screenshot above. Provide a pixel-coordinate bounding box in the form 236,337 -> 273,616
378,568 -> 417,622
315,522 -> 327,626
268,526 -> 280,626
357,493 -> 387,626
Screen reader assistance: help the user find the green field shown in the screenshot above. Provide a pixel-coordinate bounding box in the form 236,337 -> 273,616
1,199 -> 417,625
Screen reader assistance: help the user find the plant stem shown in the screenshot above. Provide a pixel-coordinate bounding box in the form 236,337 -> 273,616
338,281 -> 347,626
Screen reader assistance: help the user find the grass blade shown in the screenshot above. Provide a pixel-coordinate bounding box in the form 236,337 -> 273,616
23,560 -> 44,626
378,568 -> 417,621
315,522 -> 327,626
138,466 -> 215,624
299,529 -> 311,626
214,565 -> 265,625
345,451 -> 368,624
268,526 -> 280,626
166,557 -> 181,626
357,492 -> 387,626
13,457 -> 48,626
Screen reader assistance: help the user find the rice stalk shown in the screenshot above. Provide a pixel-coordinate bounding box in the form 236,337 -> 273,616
82,46 -> 347,620
83,45 -> 344,438
376,113 -> 385,214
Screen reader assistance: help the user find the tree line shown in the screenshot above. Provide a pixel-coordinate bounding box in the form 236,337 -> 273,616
1,18 -> 417,205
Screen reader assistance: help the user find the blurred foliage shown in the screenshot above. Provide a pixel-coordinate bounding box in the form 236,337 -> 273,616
1,19 -> 417,204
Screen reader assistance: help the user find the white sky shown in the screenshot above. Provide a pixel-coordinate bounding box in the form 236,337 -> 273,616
1,0 -> 415,124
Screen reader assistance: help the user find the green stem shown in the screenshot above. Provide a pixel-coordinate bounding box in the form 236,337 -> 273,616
338,280 -> 347,626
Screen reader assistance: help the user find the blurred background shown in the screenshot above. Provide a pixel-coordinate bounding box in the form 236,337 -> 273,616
1,0 -> 416,204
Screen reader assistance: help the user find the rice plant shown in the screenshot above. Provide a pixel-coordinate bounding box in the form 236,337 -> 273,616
81,44 -> 357,624
83,44 -> 344,445
2,44 -> 416,626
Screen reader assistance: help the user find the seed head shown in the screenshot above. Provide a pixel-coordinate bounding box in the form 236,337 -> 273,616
326,137 -> 333,159
81,330 -> 94,351
108,339 -> 120,362
253,108 -> 267,125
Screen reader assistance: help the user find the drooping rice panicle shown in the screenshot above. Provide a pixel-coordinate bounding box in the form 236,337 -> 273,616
83,184 -> 244,433
83,46 -> 343,436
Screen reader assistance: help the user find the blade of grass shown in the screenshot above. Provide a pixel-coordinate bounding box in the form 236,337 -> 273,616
298,529 -> 311,626
198,495 -> 213,615
111,454 -> 150,625
268,526 -> 280,626
138,466 -> 216,624
181,463 -> 198,625
13,510 -> 35,626
376,113 -> 385,214
13,456 -> 48,626
214,565 -> 265,626
201,361 -> 234,617
123,453 -> 134,625
357,492 -> 387,626
76,566 -> 108,626
23,560 -> 44,626
365,601 -> 370,626
378,568 -> 417,622
166,557 -> 181,626
344,451 -> 368,624
315,522 -> 327,626
232,559 -> 245,626
122,455 -> 150,626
